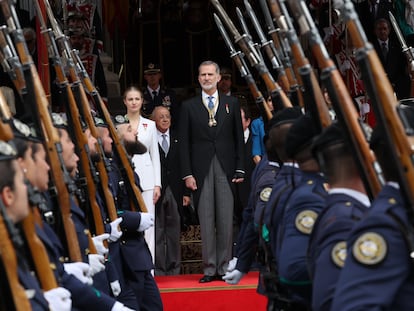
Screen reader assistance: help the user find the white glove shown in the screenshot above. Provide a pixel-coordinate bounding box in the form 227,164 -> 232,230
44,287 -> 72,311
63,262 -> 93,285
92,233 -> 110,256
109,217 -> 123,242
111,301 -> 135,311
222,269 -> 245,285
227,257 -> 238,272
137,213 -> 154,232
88,254 -> 106,276
110,280 -> 121,297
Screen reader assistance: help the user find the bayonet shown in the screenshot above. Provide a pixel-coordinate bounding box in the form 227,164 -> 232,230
213,13 -> 248,78
210,0 -> 292,108
389,11 -> 414,70
213,13 -> 273,120
244,0 -> 281,70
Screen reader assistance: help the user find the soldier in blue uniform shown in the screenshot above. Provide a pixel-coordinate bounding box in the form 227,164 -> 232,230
276,114 -> 328,310
0,138 -> 66,311
331,124 -> 414,310
308,122 -> 371,311
11,118 -> 134,311
224,107 -> 302,311
105,117 -> 163,311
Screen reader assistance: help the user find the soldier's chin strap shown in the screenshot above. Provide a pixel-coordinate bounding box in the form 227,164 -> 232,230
27,181 -> 55,225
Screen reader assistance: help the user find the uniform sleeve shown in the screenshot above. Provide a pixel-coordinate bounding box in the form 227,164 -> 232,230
331,214 -> 409,310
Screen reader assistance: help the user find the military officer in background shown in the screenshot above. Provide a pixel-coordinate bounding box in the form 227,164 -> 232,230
142,63 -> 180,128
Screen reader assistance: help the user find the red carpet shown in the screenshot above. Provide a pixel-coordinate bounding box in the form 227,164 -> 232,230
155,271 -> 267,311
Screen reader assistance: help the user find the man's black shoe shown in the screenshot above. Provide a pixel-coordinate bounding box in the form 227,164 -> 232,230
199,275 -> 216,283
216,275 -> 225,281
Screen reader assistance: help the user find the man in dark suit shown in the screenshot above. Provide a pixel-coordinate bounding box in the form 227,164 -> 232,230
354,0 -> 394,42
179,60 -> 245,283
373,18 -> 411,99
152,106 -> 183,276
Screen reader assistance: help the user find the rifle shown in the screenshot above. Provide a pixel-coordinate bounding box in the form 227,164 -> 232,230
389,12 -> 414,98
34,0 -> 108,239
210,0 -> 292,111
243,0 -> 291,95
71,48 -> 147,212
0,26 -> 26,102
336,0 -> 414,214
213,13 -> 273,122
258,0 -> 302,107
42,1 -> 146,213
268,0 -> 328,118
285,0 -> 383,199
0,0 -> 82,261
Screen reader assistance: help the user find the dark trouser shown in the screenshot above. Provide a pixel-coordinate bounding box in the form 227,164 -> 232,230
155,186 -> 181,275
127,270 -> 163,311
197,155 -> 234,276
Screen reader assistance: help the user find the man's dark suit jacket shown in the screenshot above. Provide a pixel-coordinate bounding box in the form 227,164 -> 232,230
179,93 -> 245,206
158,129 -> 183,206
355,0 -> 394,41
373,38 -> 410,99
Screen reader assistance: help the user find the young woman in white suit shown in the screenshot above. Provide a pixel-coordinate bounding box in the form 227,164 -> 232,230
123,85 -> 161,264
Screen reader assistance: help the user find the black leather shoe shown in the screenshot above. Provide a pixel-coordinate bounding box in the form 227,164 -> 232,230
199,275 -> 216,283
216,275 -> 225,281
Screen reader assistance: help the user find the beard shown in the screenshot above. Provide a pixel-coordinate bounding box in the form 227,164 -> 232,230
123,138 -> 147,156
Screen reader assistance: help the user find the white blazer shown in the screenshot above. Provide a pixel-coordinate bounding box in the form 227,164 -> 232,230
131,116 -> 161,191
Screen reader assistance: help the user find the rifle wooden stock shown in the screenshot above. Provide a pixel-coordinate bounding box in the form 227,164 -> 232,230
0,0 -> 82,262
340,0 -> 414,203
22,209 -> 58,290
0,211 -> 31,311
35,0 -> 50,103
